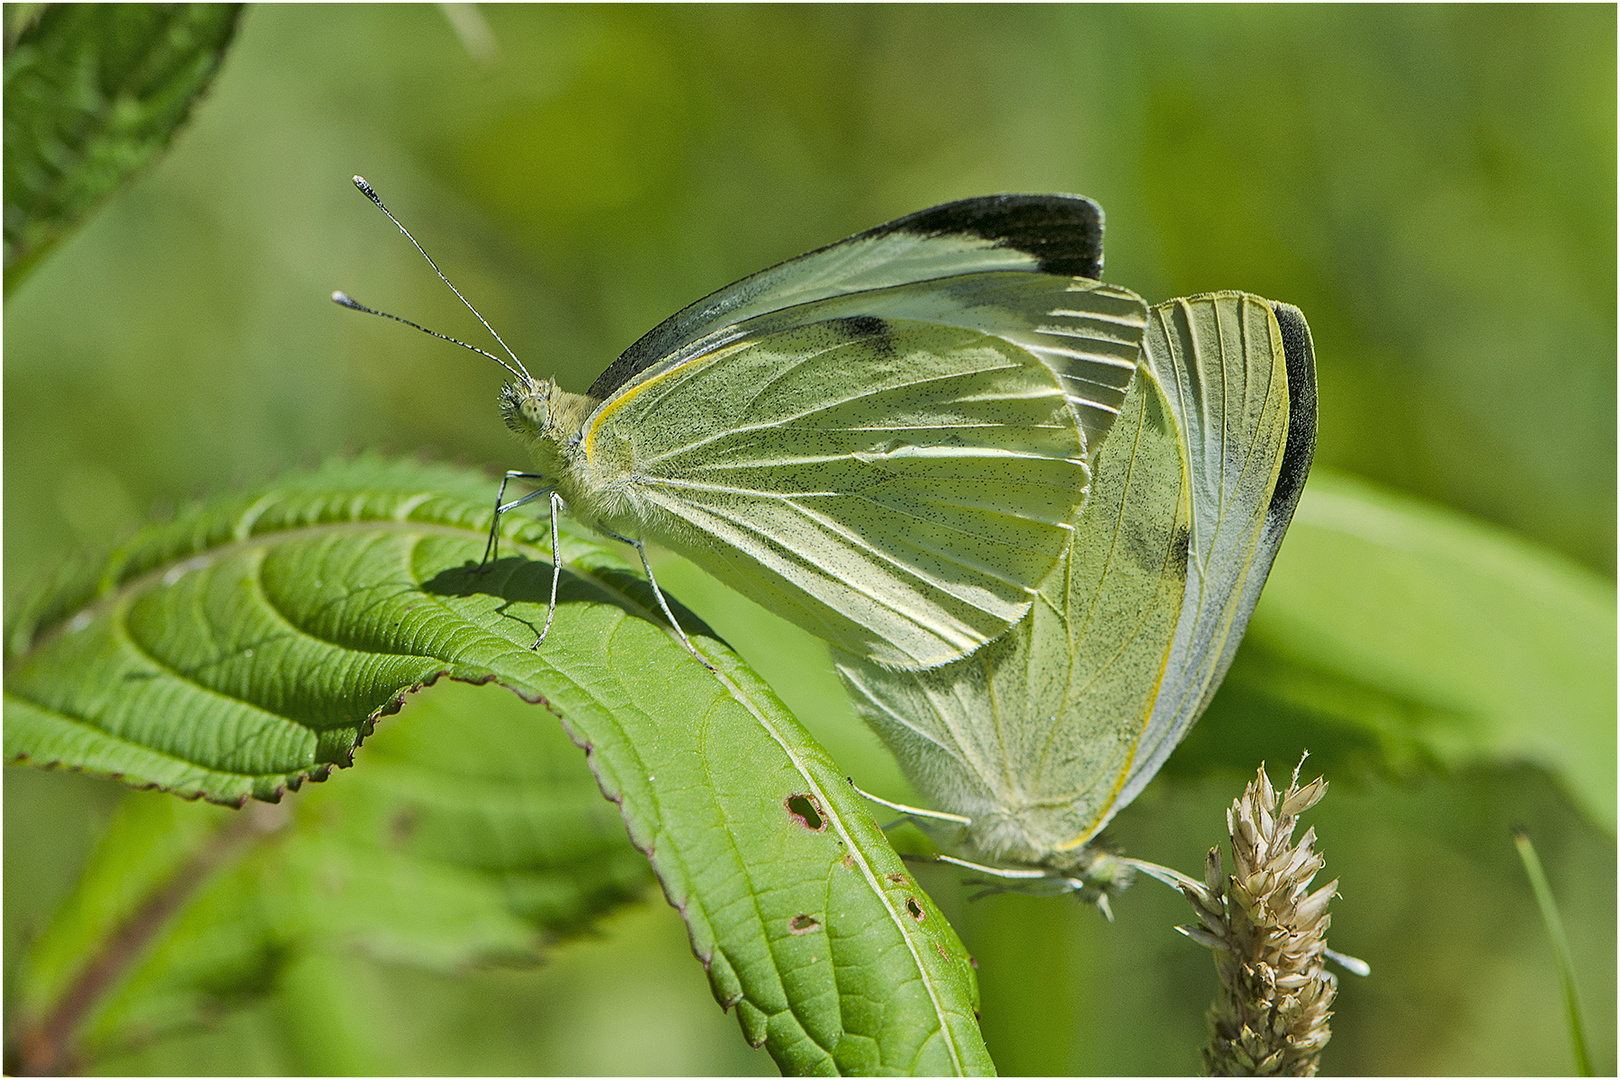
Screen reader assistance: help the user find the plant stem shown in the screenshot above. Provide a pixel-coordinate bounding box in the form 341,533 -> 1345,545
11,801 -> 288,1076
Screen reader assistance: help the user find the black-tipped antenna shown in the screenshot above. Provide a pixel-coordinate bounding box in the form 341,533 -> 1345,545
349,175 -> 532,381
332,291 -> 527,382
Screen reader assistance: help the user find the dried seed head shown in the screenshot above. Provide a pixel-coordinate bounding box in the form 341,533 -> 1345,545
1205,846 -> 1226,896
1281,778 -> 1328,819
1173,756 -> 1351,1076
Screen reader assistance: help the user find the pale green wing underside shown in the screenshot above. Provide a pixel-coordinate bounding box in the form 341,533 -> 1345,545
834,293 -> 1312,864
1111,294 -> 1298,811
834,365 -> 1192,862
608,273 -> 1146,462
585,316 -> 1096,670
591,194 -> 1108,400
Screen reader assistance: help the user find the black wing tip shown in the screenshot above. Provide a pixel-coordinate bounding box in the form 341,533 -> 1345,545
1268,302 -> 1319,524
878,193 -> 1106,280
593,193 -> 1109,399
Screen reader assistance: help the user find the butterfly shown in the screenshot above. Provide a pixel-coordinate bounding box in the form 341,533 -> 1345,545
341,180 -> 1150,670
835,291 -> 1318,900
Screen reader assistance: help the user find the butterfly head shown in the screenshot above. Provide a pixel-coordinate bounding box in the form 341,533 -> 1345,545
500,377 -> 601,480
499,377 -> 553,438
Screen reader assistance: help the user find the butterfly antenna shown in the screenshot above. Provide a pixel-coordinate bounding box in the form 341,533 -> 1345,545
349,175 -> 533,382
330,291 -> 526,381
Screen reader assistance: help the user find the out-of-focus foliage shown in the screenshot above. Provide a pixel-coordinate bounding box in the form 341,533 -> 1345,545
2,3 -> 243,292
5,5 -> 1613,1075
1183,471 -> 1616,832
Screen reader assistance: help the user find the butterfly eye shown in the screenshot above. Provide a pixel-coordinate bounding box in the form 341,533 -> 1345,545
498,381 -> 547,435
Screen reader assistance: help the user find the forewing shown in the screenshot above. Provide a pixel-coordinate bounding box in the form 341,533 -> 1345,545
585,316 -> 1094,670
834,364 -> 1192,862
590,195 -> 1109,399
604,272 -> 1146,463
1112,294 -> 1318,810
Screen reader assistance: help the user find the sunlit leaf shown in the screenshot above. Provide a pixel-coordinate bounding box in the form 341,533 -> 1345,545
4,455 -> 992,1076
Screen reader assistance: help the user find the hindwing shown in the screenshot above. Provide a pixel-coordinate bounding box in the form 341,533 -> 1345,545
835,363 -> 1192,861
585,315 -> 1097,669
1113,294 -> 1316,810
833,293 -> 1318,866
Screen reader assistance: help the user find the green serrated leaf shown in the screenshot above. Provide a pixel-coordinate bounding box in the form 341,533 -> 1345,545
1181,469 -> 1616,832
3,3 -> 244,293
5,455 -> 993,1076
13,680 -> 652,1071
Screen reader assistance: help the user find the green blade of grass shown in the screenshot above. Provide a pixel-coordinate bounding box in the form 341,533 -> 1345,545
1512,827 -> 1593,1076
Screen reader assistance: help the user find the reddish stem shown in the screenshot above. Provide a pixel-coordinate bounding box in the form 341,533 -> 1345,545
12,801 -> 288,1076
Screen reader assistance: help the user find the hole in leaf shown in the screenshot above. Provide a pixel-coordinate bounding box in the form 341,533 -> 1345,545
789,914 -> 821,935
785,793 -> 825,831
905,897 -> 925,921
888,872 -> 908,885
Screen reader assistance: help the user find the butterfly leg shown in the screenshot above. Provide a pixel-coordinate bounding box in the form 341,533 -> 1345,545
848,781 -> 973,827
632,538 -> 714,671
530,491 -> 566,651
479,471 -> 550,570
848,780 -> 976,838
935,854 -> 1092,905
935,854 -> 1051,880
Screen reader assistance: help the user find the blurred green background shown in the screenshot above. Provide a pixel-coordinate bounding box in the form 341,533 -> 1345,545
5,4 -> 1614,1074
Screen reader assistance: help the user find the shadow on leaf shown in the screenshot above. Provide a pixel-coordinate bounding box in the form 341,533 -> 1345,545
419,556 -> 719,644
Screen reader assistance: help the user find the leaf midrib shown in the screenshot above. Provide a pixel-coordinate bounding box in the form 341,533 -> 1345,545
12,519 -> 560,662
703,657 -> 970,1074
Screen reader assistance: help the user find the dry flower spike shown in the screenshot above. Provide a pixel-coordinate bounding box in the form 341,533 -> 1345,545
1154,757 -> 1357,1077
